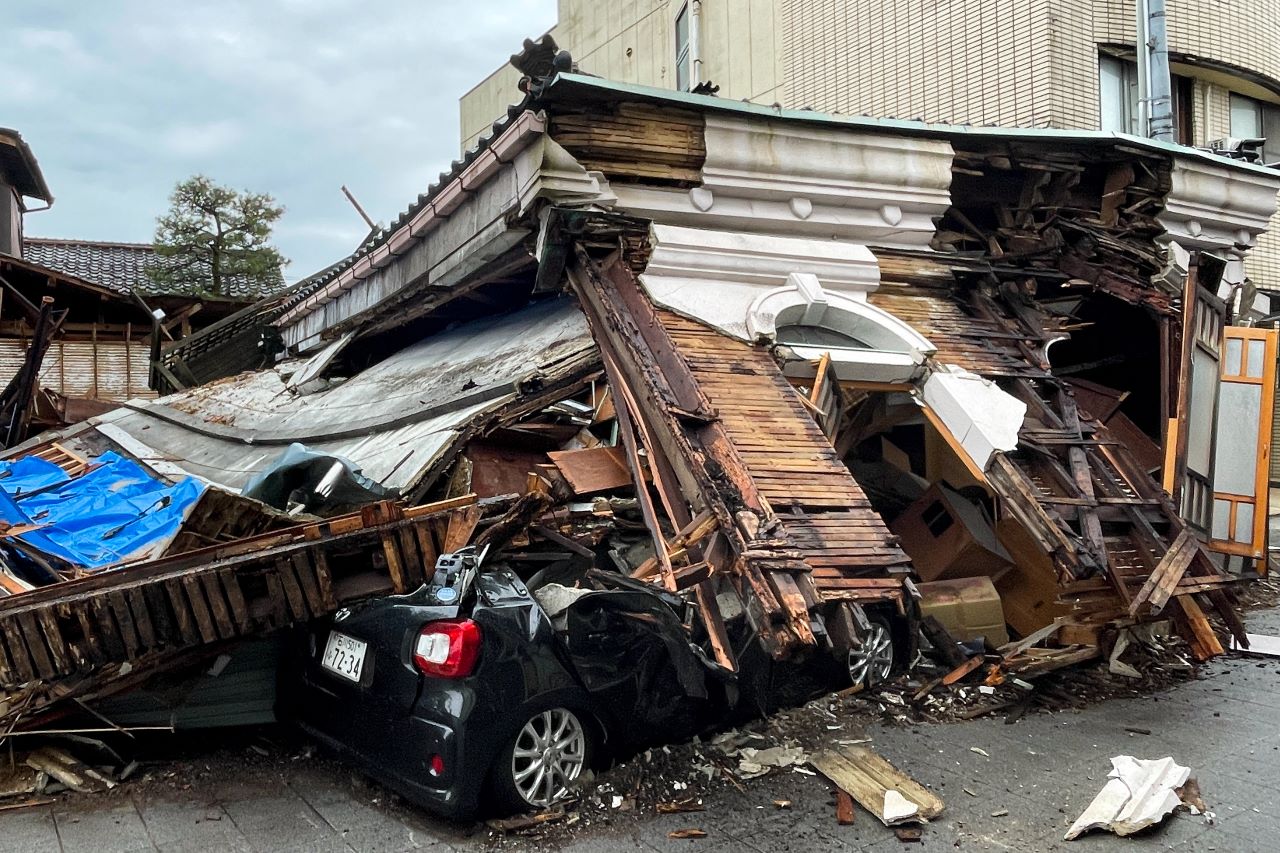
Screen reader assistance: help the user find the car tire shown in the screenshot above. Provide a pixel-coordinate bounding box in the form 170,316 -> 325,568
844,614 -> 897,688
488,706 -> 595,814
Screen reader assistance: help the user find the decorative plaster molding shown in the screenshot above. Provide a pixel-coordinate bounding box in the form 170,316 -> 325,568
645,224 -> 880,291
1158,154 -> 1280,253
516,136 -> 614,213
747,272 -> 935,356
921,367 -> 1026,472
639,226 -> 934,382
609,114 -> 953,248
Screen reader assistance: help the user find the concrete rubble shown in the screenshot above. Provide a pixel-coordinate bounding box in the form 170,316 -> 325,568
0,36 -> 1278,845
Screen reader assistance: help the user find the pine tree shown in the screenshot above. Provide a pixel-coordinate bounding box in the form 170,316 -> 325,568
150,175 -> 286,297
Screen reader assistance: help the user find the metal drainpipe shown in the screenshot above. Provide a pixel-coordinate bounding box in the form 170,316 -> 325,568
689,0 -> 702,89
1147,0 -> 1176,142
1135,0 -> 1150,135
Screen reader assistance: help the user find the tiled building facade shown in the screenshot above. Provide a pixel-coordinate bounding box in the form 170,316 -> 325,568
460,0 -> 1280,286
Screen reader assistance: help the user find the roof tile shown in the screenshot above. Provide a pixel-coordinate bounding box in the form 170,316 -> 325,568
22,238 -> 285,301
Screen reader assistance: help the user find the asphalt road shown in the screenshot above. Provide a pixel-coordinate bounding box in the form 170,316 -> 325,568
4,607 -> 1280,853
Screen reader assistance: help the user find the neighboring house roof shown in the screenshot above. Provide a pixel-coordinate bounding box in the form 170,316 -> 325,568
0,128 -> 53,203
22,237 -> 286,301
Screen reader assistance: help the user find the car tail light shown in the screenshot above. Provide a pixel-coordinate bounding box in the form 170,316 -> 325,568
428,754 -> 445,777
413,619 -> 481,678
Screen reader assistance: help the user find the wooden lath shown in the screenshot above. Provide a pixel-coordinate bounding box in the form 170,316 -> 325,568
567,246 -> 910,663
966,288 -> 1244,658
26,441 -> 90,477
0,495 -> 478,728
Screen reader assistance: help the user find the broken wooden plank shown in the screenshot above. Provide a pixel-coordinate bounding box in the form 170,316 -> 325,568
810,745 -> 944,826
546,446 -> 634,495
1175,594 -> 1224,660
26,747 -> 115,794
941,655 -> 985,685
1128,528 -> 1195,617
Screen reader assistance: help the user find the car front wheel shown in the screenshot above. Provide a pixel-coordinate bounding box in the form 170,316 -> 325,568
846,616 -> 896,687
491,707 -> 591,813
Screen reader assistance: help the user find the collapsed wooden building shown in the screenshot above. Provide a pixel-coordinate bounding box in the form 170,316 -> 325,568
2,45 -> 1280,723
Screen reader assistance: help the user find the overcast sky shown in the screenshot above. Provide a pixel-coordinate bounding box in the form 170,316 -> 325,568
2,0 -> 556,281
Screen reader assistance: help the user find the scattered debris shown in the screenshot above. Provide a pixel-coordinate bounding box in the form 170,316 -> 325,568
1065,756 -> 1191,840
735,745 -> 809,779
835,788 -> 857,825
667,828 -> 708,839
894,825 -> 924,843
26,746 -> 117,794
486,809 -> 567,834
810,745 -> 944,827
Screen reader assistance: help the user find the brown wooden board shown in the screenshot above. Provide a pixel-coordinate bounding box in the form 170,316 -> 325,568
547,446 -> 634,495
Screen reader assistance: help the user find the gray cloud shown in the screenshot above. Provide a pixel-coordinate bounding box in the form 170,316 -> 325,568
1,0 -> 556,280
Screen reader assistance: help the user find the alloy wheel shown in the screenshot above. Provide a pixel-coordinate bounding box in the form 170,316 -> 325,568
510,708 -> 587,807
847,620 -> 894,686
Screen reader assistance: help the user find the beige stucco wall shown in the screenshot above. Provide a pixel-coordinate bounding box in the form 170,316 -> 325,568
460,0 -> 783,151
776,0 -> 1280,129
458,0 -> 1280,287
1094,0 -> 1280,90
781,0 -> 1063,127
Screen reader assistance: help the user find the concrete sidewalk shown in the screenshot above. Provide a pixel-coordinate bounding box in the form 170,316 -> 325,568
4,616 -> 1280,852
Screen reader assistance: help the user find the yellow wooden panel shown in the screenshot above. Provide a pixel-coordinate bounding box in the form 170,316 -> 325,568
1207,326 -> 1278,565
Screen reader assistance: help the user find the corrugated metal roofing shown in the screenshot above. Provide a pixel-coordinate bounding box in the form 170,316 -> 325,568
93,296 -> 595,494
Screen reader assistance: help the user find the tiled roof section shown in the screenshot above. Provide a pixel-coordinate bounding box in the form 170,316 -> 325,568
276,97 -> 537,318
22,238 -> 286,301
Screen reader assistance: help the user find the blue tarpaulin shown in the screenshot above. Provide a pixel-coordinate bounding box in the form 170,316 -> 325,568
0,452 -> 206,571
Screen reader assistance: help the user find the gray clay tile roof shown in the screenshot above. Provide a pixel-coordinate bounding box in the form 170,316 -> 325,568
22,237 -> 285,301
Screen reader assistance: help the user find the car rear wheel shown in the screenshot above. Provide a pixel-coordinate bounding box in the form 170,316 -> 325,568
491,707 -> 591,812
846,616 -> 895,687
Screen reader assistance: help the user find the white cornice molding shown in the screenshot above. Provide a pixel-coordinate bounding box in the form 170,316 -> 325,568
643,224 -> 881,295
1159,154 -> 1280,252
612,115 -> 953,248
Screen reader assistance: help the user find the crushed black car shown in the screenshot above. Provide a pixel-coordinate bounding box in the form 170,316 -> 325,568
282,546 -> 737,820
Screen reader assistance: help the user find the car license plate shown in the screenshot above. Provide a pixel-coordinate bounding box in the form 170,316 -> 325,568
321,631 -> 367,682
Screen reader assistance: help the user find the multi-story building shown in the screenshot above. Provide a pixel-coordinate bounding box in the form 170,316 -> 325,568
460,0 -> 1280,286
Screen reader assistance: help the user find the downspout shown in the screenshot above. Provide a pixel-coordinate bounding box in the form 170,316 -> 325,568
1135,0 -> 1150,135
690,0 -> 703,89
1147,0 -> 1176,142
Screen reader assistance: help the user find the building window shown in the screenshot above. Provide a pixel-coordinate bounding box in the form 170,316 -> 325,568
1100,55 -> 1139,135
1229,94 -> 1280,164
675,4 -> 691,91
1099,54 -> 1192,144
